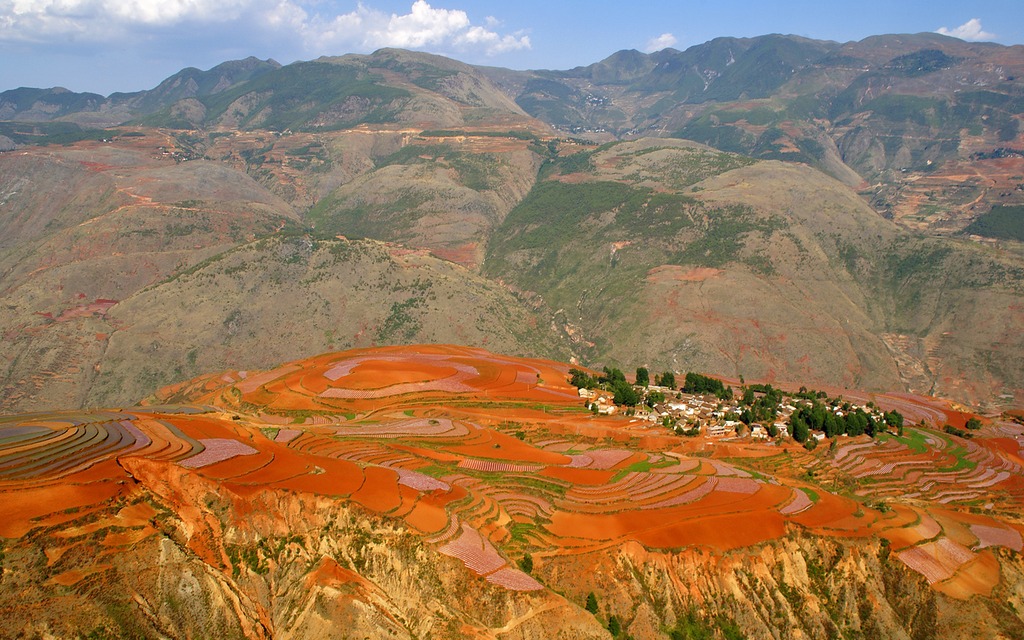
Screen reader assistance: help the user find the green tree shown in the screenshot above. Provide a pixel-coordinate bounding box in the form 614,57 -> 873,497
585,592 -> 598,615
646,390 -> 666,407
682,372 -> 725,396
608,615 -> 622,636
845,410 -> 868,437
635,367 -> 649,387
885,410 -> 905,430
601,366 -> 626,384
519,553 -> 533,574
823,412 -> 840,438
568,368 -> 597,389
791,416 -> 809,443
612,380 -> 640,406
965,417 -> 982,430
656,371 -> 676,389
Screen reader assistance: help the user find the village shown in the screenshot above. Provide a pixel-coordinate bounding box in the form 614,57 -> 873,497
572,366 -> 902,446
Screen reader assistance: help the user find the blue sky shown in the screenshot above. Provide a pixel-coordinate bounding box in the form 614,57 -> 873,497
1,0 -> 1021,95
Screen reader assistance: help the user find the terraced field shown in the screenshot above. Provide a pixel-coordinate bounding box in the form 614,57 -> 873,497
1,345 -> 1022,635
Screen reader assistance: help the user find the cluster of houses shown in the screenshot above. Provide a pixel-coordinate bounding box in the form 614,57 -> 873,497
579,384 -> 889,442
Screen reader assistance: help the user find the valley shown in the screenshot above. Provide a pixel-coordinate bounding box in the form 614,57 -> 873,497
1,123 -> 1021,415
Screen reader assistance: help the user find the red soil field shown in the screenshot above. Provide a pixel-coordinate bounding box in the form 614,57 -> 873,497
547,487 -> 790,551
540,466 -> 617,485
273,456 -> 364,497
351,465 -> 403,513
335,360 -> 460,389
0,459 -> 128,537
5,344 -> 1023,600
443,431 -> 570,465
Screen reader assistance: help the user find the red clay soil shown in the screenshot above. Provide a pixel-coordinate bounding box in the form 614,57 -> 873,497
102,525 -> 158,548
429,243 -> 479,268
636,510 -> 786,550
274,456 -> 364,497
305,556 -> 366,591
787,491 -> 866,533
50,564 -> 114,587
180,345 -> 584,415
391,444 -> 464,464
226,445 -> 320,486
711,444 -> 782,459
192,448 -> 275,480
983,437 -> 1024,463
443,430 -> 571,465
0,460 -> 128,537
351,465 -> 403,514
934,550 -> 1000,599
540,466 -> 617,485
115,502 -> 160,526
548,487 -> 791,551
878,506 -> 944,550
5,343 -> 1024,603
335,361 -> 461,390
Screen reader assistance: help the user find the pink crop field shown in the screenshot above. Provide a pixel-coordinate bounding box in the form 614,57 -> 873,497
180,439 -> 258,469
437,523 -> 505,576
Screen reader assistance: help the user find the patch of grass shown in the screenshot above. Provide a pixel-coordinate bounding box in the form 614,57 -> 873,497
936,446 -> 977,473
508,521 -> 539,544
611,458 -> 677,481
963,205 -> 1024,242
882,427 -> 929,454
376,296 -> 425,343
413,464 -> 452,478
674,205 -> 785,268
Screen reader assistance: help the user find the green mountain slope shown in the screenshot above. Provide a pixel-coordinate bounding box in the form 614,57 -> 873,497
488,33 -> 1024,231
135,49 -> 536,132
307,130 -> 544,267
483,139 -> 1024,406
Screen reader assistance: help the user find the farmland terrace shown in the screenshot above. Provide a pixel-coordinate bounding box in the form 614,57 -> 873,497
0,344 -> 1022,638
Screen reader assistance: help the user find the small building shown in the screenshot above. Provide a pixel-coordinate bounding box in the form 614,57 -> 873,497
708,421 -> 740,438
706,423 -> 728,437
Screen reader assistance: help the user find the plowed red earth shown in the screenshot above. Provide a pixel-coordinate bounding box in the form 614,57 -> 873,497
2,344 -> 1021,598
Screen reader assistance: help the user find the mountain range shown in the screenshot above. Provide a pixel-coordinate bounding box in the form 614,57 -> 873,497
1,32 -> 1022,414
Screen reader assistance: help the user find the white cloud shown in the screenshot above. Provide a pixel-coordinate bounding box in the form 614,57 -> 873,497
936,18 -> 996,42
0,0 -> 530,56
309,1 -> 529,55
644,32 -> 677,52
